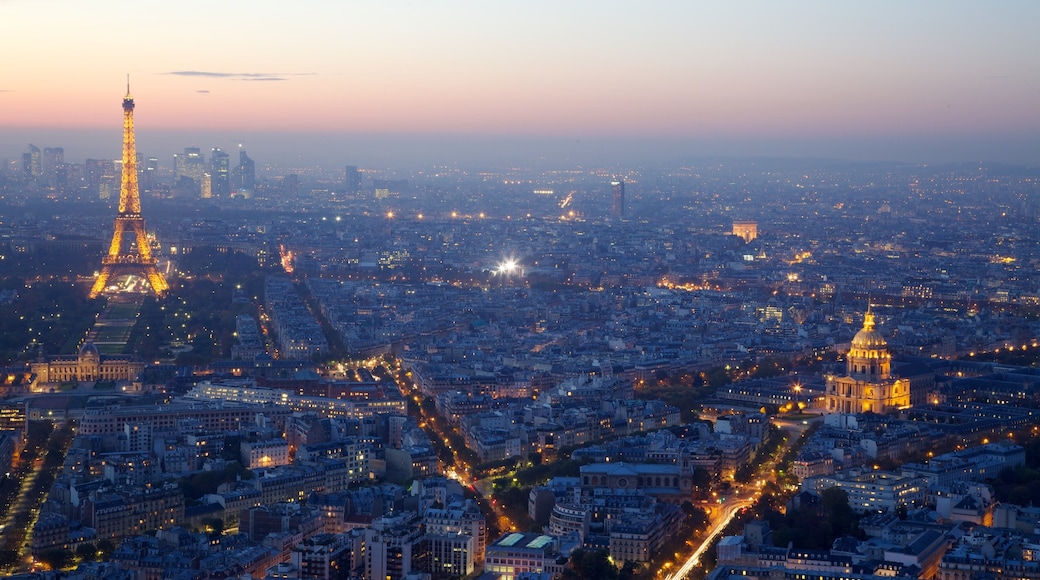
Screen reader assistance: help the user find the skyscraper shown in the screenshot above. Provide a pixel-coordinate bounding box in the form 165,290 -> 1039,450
173,147 -> 205,193
141,156 -> 159,195
21,153 -> 32,182
201,172 -> 212,199
345,165 -> 362,196
86,159 -> 118,199
25,144 -> 42,182
233,149 -> 255,195
52,164 -> 68,194
42,147 -> 64,187
610,177 -> 625,218
210,148 -> 230,197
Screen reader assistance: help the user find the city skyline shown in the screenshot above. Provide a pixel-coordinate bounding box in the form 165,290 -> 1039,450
2,1 -> 1039,167
4,2 -> 1040,575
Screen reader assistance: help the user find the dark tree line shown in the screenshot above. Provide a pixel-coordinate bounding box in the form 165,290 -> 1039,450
757,487 -> 862,550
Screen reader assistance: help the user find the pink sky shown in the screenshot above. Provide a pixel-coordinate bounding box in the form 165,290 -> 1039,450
2,1 -> 1038,163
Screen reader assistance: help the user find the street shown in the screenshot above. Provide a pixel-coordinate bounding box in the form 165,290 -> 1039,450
665,420 -> 814,580
666,497 -> 753,580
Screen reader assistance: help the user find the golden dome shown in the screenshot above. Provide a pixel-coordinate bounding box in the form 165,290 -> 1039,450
851,310 -> 887,350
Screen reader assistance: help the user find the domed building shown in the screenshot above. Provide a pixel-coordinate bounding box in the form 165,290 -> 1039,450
31,341 -> 145,385
825,309 -> 911,414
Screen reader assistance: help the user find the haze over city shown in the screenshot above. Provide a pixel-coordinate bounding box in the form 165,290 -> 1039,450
2,0 -> 1039,167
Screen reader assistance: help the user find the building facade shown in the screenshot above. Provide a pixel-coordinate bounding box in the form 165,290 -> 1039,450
610,178 -> 625,218
31,342 -> 145,384
826,310 -> 911,414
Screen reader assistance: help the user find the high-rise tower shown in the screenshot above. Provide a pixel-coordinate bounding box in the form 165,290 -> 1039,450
89,81 -> 170,299
42,147 -> 64,187
210,148 -> 230,197
24,144 -> 42,183
610,177 -> 625,218
345,165 -> 361,196
233,149 -> 255,195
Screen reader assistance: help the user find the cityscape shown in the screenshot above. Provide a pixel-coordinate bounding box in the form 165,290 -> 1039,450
2,2 -> 1040,580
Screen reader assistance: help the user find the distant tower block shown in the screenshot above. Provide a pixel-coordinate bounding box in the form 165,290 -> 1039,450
344,165 -> 362,195
610,177 -> 625,218
732,220 -> 758,243
89,80 -> 169,299
201,172 -> 212,199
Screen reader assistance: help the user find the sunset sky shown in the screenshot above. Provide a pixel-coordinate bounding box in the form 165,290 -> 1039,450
2,0 -> 1039,166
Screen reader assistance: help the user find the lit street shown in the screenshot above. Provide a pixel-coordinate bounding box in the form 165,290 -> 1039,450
666,497 -> 753,580
665,421 -> 812,580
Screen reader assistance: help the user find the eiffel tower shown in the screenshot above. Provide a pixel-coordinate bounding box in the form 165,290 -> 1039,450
89,80 -> 169,299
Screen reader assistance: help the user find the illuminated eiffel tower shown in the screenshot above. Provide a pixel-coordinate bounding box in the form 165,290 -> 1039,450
89,80 -> 169,299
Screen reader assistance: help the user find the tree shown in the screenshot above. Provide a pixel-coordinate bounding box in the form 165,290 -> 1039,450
0,550 -> 20,569
682,501 -> 709,530
75,542 -> 97,563
563,549 -> 618,580
820,487 -> 857,537
38,548 -> 73,570
201,517 -> 224,539
97,539 -> 116,560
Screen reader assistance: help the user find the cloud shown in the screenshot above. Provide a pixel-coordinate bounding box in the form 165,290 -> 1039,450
166,71 -> 313,82
196,89 -> 210,94
168,71 -> 237,78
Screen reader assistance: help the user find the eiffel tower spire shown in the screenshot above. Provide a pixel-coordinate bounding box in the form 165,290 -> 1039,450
89,79 -> 169,299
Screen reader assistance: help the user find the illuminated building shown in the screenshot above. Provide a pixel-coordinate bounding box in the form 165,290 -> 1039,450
85,159 -> 113,193
42,146 -> 64,187
241,438 -> 290,468
173,146 -> 205,185
210,148 -> 230,197
825,309 -> 911,414
580,462 -> 693,502
484,532 -> 568,580
201,171 -> 212,199
425,533 -> 474,578
184,379 -> 407,419
31,342 -> 145,384
291,532 -> 364,580
77,402 -> 290,436
82,482 -> 185,542
365,512 -> 426,580
89,81 -> 170,298
611,177 -> 625,218
0,371 -> 34,397
0,432 -> 15,475
141,156 -> 159,194
424,502 -> 487,567
0,402 -> 27,432
732,220 -> 758,243
372,178 -> 406,199
24,144 -> 42,182
801,469 -> 925,513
